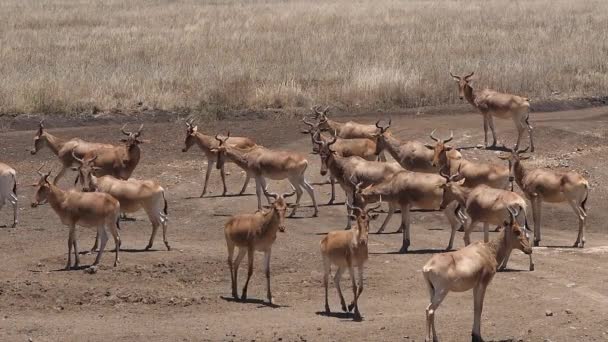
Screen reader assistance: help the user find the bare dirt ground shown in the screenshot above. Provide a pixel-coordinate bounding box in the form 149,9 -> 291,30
0,107 -> 607,342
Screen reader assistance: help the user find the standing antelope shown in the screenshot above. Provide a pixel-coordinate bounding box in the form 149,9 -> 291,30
373,121 -> 439,173
225,187 -> 295,304
439,170 -> 534,271
316,136 -> 403,230
30,121 -> 115,184
499,148 -> 589,247
0,162 -> 18,228
31,169 -> 121,271
182,119 -> 256,197
451,72 -> 534,152
73,151 -> 170,251
214,133 -> 318,217
321,201 -> 380,321
311,106 -> 380,139
423,207 -> 533,342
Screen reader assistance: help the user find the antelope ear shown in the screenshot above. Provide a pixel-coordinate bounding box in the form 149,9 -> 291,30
192,126 -> 198,133
424,144 -> 435,150
348,215 -> 357,221
210,148 -> 219,153
70,167 -> 78,171
92,167 -> 102,171
261,205 -> 272,209
438,183 -> 447,189
497,153 -> 510,160
519,154 -> 531,160
120,138 -> 128,143
445,146 -> 453,151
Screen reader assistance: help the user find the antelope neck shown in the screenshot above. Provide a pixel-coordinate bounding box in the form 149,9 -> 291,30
42,133 -> 65,155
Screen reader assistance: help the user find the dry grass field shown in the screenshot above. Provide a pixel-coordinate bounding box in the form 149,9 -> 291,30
1,0 -> 607,115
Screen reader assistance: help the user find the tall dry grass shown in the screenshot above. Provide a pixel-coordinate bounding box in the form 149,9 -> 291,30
0,0 -> 607,115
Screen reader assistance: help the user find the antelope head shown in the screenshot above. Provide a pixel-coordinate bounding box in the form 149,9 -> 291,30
71,148 -> 101,192
312,106 -> 331,130
315,132 -> 337,176
301,117 -> 322,153
31,166 -> 52,207
346,199 -> 382,235
182,118 -> 199,152
120,124 -> 145,150
450,72 -> 475,100
505,206 -> 533,255
262,186 -> 297,232
498,146 -> 530,184
373,119 -> 391,155
214,132 -> 230,169
31,120 -> 46,155
428,129 -> 455,168
438,165 -> 465,210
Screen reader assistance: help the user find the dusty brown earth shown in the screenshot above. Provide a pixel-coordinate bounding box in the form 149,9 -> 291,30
0,107 -> 607,342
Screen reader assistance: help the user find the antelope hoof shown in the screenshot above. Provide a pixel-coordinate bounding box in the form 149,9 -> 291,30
457,225 -> 465,232
145,244 -> 152,251
471,333 -> 484,342
85,266 -> 98,274
11,223 -> 17,228
375,227 -> 385,234
267,296 -> 273,305
240,293 -> 247,301
341,303 -> 348,312
396,226 -> 404,233
530,264 -> 535,272
325,305 -> 330,314
327,199 -> 335,205
64,264 -> 72,271
498,266 -> 506,272
573,240 -> 584,248
222,190 -> 228,196
165,243 -> 171,251
533,240 -> 540,247
399,244 -> 409,254
353,311 -> 362,322
312,211 -> 319,218
348,302 -> 355,312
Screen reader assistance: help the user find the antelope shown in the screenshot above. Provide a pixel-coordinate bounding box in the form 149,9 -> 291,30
215,133 -> 318,217
499,148 -> 589,247
422,207 -> 533,342
320,201 -> 381,321
73,151 -> 170,251
373,121 -> 439,173
31,169 -> 121,271
225,187 -> 295,304
182,119 -> 256,197
311,106 -> 380,139
356,170 -> 461,252
439,169 -> 534,271
30,120 -> 115,184
316,135 -> 403,230
0,162 -> 18,228
451,72 -> 534,152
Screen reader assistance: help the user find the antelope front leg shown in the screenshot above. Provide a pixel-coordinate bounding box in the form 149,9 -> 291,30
91,226 -> 108,268
301,179 -> 319,217
472,283 -> 488,342
8,193 -> 18,228
444,202 -> 460,250
219,162 -> 229,196
264,249 -> 273,304
231,247 -> 247,299
569,199 -> 586,248
482,114 -> 489,148
241,246 -> 255,301
200,159 -> 214,197
328,177 -> 336,205
347,266 -> 361,321
487,114 -> 497,147
376,202 -> 395,234
399,204 -> 411,253
323,257 -> 331,313
333,267 -> 347,312
72,230 -> 80,268
65,226 -> 75,270
53,166 -> 68,186
531,198 -> 542,247
254,177 -> 264,210
239,172 -> 251,195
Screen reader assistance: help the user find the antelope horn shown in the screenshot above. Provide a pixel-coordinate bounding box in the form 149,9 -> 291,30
302,117 -> 316,128
327,132 -> 337,146
134,124 -> 144,137
120,124 -> 132,136
464,71 -> 475,80
312,131 -> 324,145
36,163 -> 46,176
449,72 -> 461,80
346,202 -> 363,216
366,196 -> 383,213
443,131 -> 454,143
439,167 -> 451,181
450,164 -> 463,182
39,120 -> 45,129
283,185 -> 297,198
507,206 -> 519,223
263,187 -> 279,199
517,146 -> 530,154
71,147 -> 85,164
429,129 -> 440,142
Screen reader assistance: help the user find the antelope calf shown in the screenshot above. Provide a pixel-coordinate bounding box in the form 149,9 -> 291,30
225,187 -> 295,304
321,201 -> 380,321
423,207 -> 532,342
451,72 -> 534,151
30,121 -> 115,184
215,133 -> 318,217
31,170 -> 121,271
311,106 -> 380,139
0,162 -> 18,228
182,119 -> 256,197
73,151 -> 170,251
499,148 -> 589,247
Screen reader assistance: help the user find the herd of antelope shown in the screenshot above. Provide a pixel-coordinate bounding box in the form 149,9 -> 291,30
0,73 -> 592,342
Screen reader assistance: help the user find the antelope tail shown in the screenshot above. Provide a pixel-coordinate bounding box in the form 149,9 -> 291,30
162,191 -> 168,215
581,184 -> 589,212
116,216 -> 121,230
11,173 -> 17,195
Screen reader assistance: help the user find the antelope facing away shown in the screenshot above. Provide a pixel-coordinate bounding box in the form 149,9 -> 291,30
439,169 -> 533,271
311,106 -> 380,139
30,121 -> 115,184
451,72 -> 534,152
225,187 -> 295,304
31,169 -> 121,271
321,201 -> 380,321
215,133 -> 319,217
316,136 -> 403,229
0,162 -> 18,228
182,119 -> 256,197
73,151 -> 170,251
499,148 -> 589,247
422,207 -> 532,342
373,121 -> 440,173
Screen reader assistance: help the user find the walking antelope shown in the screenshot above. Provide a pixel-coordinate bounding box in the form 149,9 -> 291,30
499,148 -> 589,247
422,207 -> 532,342
30,121 -> 115,184
450,72 -> 535,152
0,162 -> 18,228
225,187 -> 295,304
182,119 -> 256,197
311,106 -> 380,139
73,151 -> 170,251
355,171 -> 461,252
31,169 -> 121,271
316,135 -> 403,229
439,170 -> 534,271
214,134 -> 319,217
373,121 -> 439,173
321,201 -> 381,321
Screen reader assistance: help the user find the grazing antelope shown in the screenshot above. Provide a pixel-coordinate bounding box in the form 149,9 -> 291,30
439,170 -> 534,271
73,151 -> 170,251
31,169 -> 121,271
422,207 -> 533,342
499,148 -> 589,247
316,135 -> 403,229
311,106 -> 380,139
0,162 -> 18,228
30,121 -> 115,184
182,119 -> 256,197
373,121 -> 438,173
215,133 -> 318,217
225,187 -> 295,304
451,72 -> 534,152
321,201 -> 381,321
356,170 -> 461,252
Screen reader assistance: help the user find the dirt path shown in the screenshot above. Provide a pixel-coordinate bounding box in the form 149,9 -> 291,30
0,107 -> 607,341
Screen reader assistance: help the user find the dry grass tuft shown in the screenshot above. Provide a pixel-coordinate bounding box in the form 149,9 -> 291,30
0,0 -> 607,115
